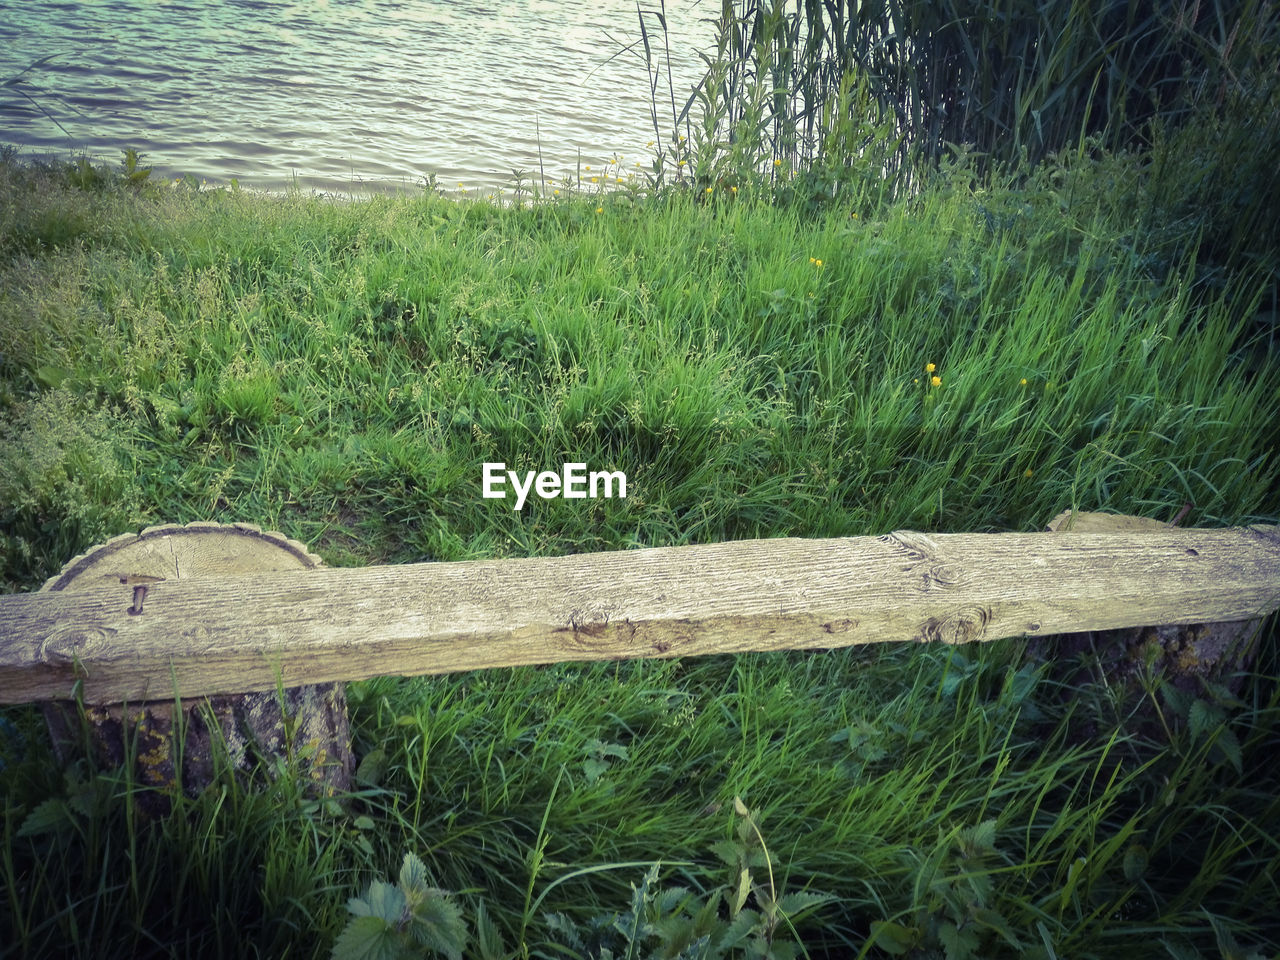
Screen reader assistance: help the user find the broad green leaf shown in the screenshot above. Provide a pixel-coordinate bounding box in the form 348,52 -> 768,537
1123,844 -> 1148,883
349,881 -> 406,925
731,867 -> 752,916
406,890 -> 467,960
963,819 -> 998,855
399,852 -> 428,892
710,839 -> 744,867
1211,727 -> 1243,775
355,749 -> 387,786
869,920 -> 919,955
716,908 -> 759,951
776,890 -> 835,917
939,921 -> 980,960
473,901 -> 506,960
1188,699 -> 1224,745
17,798 -> 73,837
35,366 -> 70,389
330,915 -> 398,960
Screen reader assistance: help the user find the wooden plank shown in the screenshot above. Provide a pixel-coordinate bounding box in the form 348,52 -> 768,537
1,526 -> 1278,705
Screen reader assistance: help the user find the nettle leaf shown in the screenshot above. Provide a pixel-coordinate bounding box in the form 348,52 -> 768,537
399,852 -> 427,892
406,891 -> 467,960
939,921 -> 980,960
668,933 -> 713,960
350,881 -> 406,925
940,672 -> 966,697
17,798 -> 74,837
473,901 -> 507,960
331,915 -> 398,960
858,742 -> 889,763
1211,727 -> 1243,775
959,819 -> 998,857
654,885 -> 694,917
544,912 -> 587,952
1160,683 -> 1192,723
598,741 -> 629,761
717,907 -> 760,951
1188,699 -> 1225,745
756,941 -> 798,960
584,758 -> 610,783
776,890 -> 835,917
711,839 -> 745,867
971,907 -> 1019,950
869,920 -> 919,956
355,749 -> 388,787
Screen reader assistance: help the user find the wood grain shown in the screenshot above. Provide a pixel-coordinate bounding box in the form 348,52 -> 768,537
2,526 -> 1278,704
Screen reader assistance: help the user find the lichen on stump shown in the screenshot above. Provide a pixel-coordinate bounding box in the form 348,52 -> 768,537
40,523 -> 352,815
1027,510 -> 1267,741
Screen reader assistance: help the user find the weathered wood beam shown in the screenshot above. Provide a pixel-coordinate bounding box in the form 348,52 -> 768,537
1,526 -> 1278,705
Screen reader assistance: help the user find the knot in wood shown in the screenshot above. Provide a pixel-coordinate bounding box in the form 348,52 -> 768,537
38,625 -> 117,664
925,563 -> 964,588
882,529 -> 940,561
920,605 -> 991,644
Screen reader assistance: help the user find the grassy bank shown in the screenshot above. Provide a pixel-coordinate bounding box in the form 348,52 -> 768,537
1,151 -> 1278,958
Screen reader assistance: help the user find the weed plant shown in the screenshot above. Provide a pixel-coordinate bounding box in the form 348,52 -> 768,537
0,128 -> 1277,958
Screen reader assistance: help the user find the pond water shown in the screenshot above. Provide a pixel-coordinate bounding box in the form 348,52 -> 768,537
0,0 -> 715,195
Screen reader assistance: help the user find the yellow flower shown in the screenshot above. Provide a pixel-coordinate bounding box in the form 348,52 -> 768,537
730,185 -> 738,193
677,160 -> 686,167
815,259 -> 823,267
596,206 -> 603,214
1024,468 -> 1034,478
553,189 -> 560,195
1020,378 -> 1028,386
647,140 -> 654,147
914,378 -> 920,384
925,362 -> 936,373
585,165 -> 591,170
616,177 -> 623,183
931,375 -> 941,386
705,186 -> 713,194
773,158 -> 782,167
851,212 -> 858,219
809,257 -> 816,263
591,177 -> 598,183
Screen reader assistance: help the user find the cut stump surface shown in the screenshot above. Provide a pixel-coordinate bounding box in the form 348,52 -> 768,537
41,523 -> 351,812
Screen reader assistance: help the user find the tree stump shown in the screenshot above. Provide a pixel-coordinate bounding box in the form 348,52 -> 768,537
41,522 -> 351,815
1026,510 -> 1267,741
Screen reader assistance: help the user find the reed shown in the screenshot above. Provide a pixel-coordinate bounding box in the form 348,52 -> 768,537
640,0 -> 1280,210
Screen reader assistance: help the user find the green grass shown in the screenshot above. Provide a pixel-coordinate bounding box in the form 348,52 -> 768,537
1,149 -> 1277,958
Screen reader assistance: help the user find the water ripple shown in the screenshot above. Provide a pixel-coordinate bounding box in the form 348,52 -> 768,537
1,0 -> 712,193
